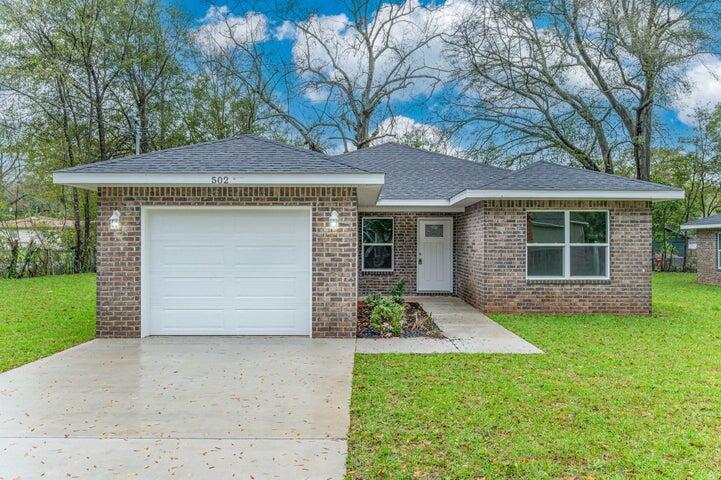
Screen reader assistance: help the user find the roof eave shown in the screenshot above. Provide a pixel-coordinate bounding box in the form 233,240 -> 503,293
452,189 -> 684,204
52,171 -> 385,190
680,223 -> 721,230
375,188 -> 684,208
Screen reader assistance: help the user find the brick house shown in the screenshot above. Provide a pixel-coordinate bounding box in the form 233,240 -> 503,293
53,136 -> 683,338
681,214 -> 721,285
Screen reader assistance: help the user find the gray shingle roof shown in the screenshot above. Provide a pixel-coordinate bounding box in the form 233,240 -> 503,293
331,144 -> 680,200
56,135 -> 369,174
681,213 -> 721,229
331,143 -> 510,200
54,135 -> 682,201
483,161 -> 680,192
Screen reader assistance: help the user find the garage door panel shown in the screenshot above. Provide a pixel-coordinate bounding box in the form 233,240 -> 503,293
234,245 -> 301,267
150,211 -> 227,234
151,308 -> 228,334
145,208 -> 311,336
152,245 -> 226,267
227,211 -> 307,234
152,276 -> 226,300
233,276 -> 299,298
236,309 -> 299,333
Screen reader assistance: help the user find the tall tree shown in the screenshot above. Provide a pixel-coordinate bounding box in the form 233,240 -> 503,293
202,0 -> 446,152
113,0 -> 188,153
446,0 -> 720,179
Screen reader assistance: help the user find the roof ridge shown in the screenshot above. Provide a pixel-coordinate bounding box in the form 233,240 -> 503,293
244,135 -> 330,159
323,155 -> 374,173
60,136 -> 250,173
333,141 -> 510,173
246,136 -> 374,173
468,162 -> 531,192
332,142 -> 392,159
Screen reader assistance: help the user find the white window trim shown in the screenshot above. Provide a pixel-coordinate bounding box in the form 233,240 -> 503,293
526,210 -> 610,280
362,217 -> 394,272
717,232 -> 721,270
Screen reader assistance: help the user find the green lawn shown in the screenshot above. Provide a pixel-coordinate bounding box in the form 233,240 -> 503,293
347,273 -> 721,479
0,273 -> 95,372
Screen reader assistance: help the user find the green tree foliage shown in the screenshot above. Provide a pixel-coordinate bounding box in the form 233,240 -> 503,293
651,107 -> 721,269
0,0 -> 276,274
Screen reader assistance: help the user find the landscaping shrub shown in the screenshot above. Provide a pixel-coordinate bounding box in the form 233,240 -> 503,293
389,278 -> 406,304
364,292 -> 384,310
369,297 -> 406,336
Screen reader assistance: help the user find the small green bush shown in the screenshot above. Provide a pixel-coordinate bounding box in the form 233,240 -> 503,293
364,292 -> 384,310
389,278 -> 406,304
370,298 -> 406,336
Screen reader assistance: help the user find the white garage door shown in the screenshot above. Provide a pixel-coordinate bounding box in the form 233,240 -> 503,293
145,208 -> 311,336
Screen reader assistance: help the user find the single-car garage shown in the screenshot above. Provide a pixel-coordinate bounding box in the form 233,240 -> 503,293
143,207 -> 311,336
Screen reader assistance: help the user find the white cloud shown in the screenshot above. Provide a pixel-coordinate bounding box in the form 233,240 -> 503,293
674,55 -> 721,125
274,20 -> 297,41
194,6 -> 269,53
288,0 -> 473,102
373,115 -> 463,156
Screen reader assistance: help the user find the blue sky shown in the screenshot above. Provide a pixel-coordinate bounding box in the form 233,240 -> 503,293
178,0 -> 713,151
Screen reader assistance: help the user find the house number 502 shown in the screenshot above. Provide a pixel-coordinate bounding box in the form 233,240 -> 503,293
211,176 -> 229,184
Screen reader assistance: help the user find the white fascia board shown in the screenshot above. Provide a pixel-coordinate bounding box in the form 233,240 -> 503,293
374,188 -> 685,208
374,198 -> 453,207
451,189 -> 685,204
52,172 -> 385,188
680,223 -> 721,230
359,205 -> 466,213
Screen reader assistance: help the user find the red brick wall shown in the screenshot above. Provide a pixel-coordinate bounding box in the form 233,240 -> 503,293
96,186 -> 357,338
697,229 -> 721,285
454,202 -> 485,308
357,212 -> 452,296
454,200 -> 653,315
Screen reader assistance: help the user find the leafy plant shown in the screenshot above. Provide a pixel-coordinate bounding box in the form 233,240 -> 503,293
389,278 -> 406,304
364,292 -> 384,310
369,298 -> 406,336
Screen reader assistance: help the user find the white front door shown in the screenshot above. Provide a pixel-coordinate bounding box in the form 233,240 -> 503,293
144,208 -> 311,336
417,218 -> 453,292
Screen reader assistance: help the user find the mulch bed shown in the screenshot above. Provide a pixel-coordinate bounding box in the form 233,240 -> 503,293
357,301 -> 444,338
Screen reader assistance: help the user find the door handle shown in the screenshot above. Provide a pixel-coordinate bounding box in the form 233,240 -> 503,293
418,257 -> 422,265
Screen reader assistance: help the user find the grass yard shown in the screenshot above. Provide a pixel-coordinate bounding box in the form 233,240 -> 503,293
347,273 -> 721,479
0,274 -> 95,372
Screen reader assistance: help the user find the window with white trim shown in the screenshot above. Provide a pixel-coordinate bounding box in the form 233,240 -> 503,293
362,218 -> 394,271
526,210 -> 609,279
717,232 -> 721,270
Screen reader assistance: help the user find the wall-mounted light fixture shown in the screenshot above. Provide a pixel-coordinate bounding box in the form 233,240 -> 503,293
329,210 -> 340,229
109,210 -> 121,231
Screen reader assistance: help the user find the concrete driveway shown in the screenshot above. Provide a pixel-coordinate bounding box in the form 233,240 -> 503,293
0,337 -> 355,479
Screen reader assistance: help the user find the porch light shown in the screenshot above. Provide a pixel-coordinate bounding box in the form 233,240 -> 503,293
109,210 -> 121,230
329,210 -> 340,229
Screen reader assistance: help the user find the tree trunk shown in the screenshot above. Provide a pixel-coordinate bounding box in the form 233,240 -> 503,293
72,188 -> 83,273
57,78 -> 84,273
82,190 -> 92,269
139,98 -> 148,153
634,94 -> 653,181
89,65 -> 109,161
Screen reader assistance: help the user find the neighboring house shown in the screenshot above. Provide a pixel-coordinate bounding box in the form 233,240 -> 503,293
0,216 -> 75,246
52,136 -> 683,338
681,214 -> 721,285
652,227 -> 695,270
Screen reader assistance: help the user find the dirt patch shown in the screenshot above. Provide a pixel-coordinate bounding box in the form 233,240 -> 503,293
357,301 -> 444,338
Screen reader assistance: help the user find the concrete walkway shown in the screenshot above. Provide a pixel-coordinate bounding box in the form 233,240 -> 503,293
356,296 -> 542,354
0,337 -> 354,479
